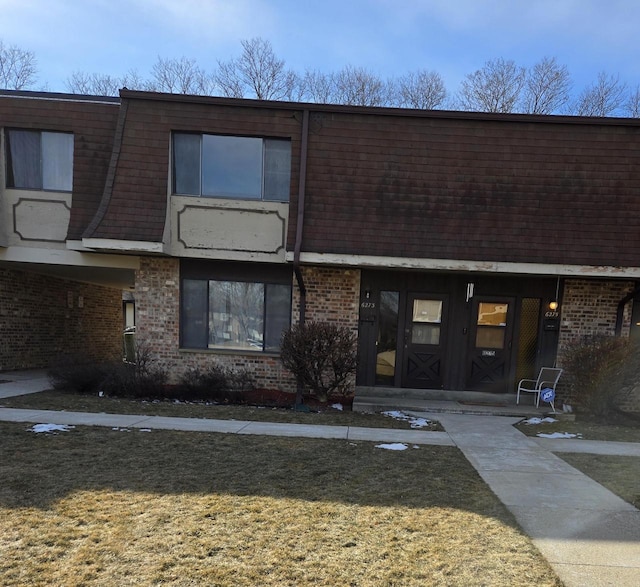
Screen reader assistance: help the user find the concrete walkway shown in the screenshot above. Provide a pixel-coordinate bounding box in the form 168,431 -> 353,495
1,370 -> 639,586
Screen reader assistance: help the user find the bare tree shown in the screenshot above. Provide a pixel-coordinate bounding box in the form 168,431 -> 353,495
299,69 -> 335,103
331,65 -> 390,107
66,68 -> 148,96
149,56 -> 212,95
522,56 -> 572,114
0,39 -> 37,90
625,86 -> 640,118
214,37 -> 299,100
395,69 -> 447,109
457,58 -> 526,113
66,71 -> 122,95
573,72 -> 627,117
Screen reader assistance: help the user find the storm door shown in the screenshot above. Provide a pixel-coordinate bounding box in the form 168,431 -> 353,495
402,294 -> 448,389
466,297 -> 515,393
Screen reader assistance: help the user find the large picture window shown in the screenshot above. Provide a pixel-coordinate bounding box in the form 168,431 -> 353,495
5,129 -> 74,191
173,133 -> 291,202
181,261 -> 292,352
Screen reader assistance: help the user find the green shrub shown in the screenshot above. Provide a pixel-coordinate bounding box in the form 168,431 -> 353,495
280,321 -> 357,402
562,335 -> 639,420
176,365 -> 255,403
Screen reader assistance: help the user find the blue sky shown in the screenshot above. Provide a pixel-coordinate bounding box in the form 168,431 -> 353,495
2,0 -> 639,97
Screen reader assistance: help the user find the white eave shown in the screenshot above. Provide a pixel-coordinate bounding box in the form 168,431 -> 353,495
82,238 -> 166,255
286,252 -> 640,279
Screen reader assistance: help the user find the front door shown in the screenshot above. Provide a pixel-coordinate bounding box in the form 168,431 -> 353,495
466,297 -> 515,393
402,294 -> 448,389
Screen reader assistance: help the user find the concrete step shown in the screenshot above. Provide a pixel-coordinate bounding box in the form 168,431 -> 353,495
353,386 -> 552,417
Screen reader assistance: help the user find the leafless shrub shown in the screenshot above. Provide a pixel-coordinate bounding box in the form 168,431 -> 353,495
280,322 -> 357,402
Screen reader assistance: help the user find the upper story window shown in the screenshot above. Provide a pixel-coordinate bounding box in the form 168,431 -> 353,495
173,133 -> 291,202
5,129 -> 74,191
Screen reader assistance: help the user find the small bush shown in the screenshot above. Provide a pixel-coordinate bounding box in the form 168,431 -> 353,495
280,321 -> 357,402
100,343 -> 168,399
48,355 -> 112,394
562,335 -> 639,420
176,365 -> 255,403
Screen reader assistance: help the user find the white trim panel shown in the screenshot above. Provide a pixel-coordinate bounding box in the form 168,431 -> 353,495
285,252 -> 640,279
82,238 -> 166,254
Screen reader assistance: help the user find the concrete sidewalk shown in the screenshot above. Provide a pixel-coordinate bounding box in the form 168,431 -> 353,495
1,370 -> 639,586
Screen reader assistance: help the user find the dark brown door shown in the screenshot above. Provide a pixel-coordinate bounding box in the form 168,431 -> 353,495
466,297 -> 515,393
402,294 -> 448,389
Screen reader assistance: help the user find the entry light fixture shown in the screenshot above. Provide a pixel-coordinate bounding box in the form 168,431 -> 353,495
549,300 -> 559,311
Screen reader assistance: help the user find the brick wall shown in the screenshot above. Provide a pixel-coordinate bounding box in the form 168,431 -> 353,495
558,279 -> 633,354
0,267 -> 122,371
294,265 -> 361,332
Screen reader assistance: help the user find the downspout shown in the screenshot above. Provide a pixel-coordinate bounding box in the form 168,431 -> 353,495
615,282 -> 640,336
293,108 -> 310,406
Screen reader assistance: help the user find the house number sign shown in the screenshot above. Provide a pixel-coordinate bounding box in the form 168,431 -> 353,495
360,301 -> 376,309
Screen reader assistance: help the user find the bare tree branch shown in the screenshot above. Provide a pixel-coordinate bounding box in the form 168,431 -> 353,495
522,56 -> 572,114
457,58 -> 526,113
625,86 -> 640,118
0,39 -> 37,90
214,37 -> 299,100
573,72 -> 628,117
149,56 -> 211,95
395,69 -> 447,109
331,65 -> 390,107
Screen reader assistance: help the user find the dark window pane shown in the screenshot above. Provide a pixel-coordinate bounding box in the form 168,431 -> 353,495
209,281 -> 264,350
412,324 -> 441,345
173,134 -> 201,195
42,132 -> 73,191
376,291 -> 399,385
6,130 -> 41,189
264,283 -> 292,351
476,327 -> 505,349
263,139 -> 291,201
182,279 -> 208,348
202,135 -> 262,198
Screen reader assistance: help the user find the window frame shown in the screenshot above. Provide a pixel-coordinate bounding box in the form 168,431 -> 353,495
180,260 -> 293,354
172,132 -> 291,202
5,128 -> 74,192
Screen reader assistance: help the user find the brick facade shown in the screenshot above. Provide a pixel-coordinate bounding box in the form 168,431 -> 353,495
0,267 -> 122,371
558,279 -> 633,355
294,265 -> 361,332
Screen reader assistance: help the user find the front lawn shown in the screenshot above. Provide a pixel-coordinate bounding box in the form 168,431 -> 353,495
0,389 -> 441,430
0,422 -> 560,586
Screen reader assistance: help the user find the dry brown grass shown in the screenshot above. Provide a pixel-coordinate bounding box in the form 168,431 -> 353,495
515,414 -> 640,442
556,453 -> 640,509
0,422 -> 561,586
0,389 -> 441,430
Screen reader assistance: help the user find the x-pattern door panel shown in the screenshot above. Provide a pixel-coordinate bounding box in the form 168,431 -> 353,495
402,294 -> 448,389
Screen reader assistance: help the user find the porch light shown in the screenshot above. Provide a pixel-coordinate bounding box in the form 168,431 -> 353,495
549,301 -> 559,311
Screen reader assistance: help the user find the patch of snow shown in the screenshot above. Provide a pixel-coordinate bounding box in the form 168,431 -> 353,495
382,410 -> 431,429
375,443 -> 409,451
562,403 -> 573,413
331,403 -> 343,411
537,432 -> 582,439
523,417 -> 557,425
139,428 -> 152,432
31,423 -> 74,434
112,427 -> 131,432
98,391 -> 104,397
